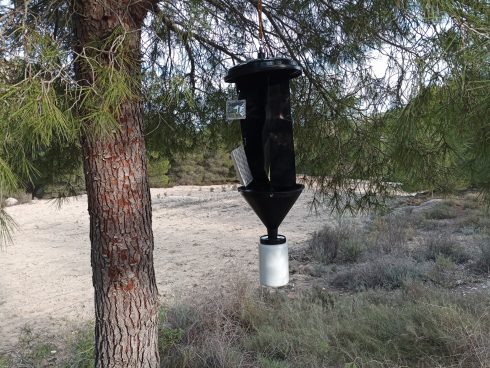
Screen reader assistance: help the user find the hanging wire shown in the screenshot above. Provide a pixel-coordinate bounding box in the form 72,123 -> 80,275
257,0 -> 266,57
257,0 -> 264,41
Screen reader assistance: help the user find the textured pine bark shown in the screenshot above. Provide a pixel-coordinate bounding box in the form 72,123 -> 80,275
72,1 -> 160,367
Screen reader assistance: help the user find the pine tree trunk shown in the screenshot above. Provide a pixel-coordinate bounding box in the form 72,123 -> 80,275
72,1 -> 160,367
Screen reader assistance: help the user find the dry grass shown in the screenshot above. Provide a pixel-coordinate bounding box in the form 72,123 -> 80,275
308,222 -> 365,264
367,213 -> 415,254
4,194 -> 490,367
331,256 -> 430,291
157,283 -> 490,368
417,234 -> 470,264
473,239 -> 490,274
424,201 -> 460,220
4,282 -> 490,368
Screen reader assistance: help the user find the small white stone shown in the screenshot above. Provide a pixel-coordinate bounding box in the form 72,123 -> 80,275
4,197 -> 18,206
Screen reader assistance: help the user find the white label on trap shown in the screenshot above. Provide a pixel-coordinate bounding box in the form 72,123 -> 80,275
226,100 -> 246,120
231,145 -> 252,186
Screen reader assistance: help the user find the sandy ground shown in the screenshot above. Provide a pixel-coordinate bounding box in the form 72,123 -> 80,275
0,185 -> 328,350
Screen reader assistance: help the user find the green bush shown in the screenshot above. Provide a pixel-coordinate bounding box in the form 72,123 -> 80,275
147,153 -> 171,188
62,325 -> 94,368
368,213 -> 414,253
424,201 -> 459,220
327,290 -> 490,367
0,355 -> 10,368
428,255 -> 459,288
309,223 -> 365,264
168,148 -> 236,186
473,239 -> 490,274
4,286 -> 490,368
241,287 -> 490,367
331,256 -> 428,291
8,327 -> 58,367
257,355 -> 290,368
418,235 -> 470,264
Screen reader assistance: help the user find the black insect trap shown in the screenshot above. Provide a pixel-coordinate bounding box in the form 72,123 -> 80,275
226,51 -> 304,287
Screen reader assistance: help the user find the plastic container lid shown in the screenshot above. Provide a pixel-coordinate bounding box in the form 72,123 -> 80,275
224,57 -> 302,83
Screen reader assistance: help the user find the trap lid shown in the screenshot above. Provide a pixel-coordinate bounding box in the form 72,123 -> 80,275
224,57 -> 302,83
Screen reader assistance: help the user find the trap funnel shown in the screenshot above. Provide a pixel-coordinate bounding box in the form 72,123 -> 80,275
239,184 -> 304,241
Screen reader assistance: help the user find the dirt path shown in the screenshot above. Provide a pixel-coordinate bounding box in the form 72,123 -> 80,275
0,185 -> 327,349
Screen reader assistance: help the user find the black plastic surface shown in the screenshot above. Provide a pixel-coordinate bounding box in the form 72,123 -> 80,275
260,235 -> 286,245
239,184 -> 304,240
228,57 -> 301,191
224,58 -> 301,83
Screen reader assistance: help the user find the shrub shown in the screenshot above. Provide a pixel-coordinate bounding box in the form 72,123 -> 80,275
418,235 -> 470,264
168,149 -> 236,186
340,240 -> 365,263
368,213 -> 414,253
424,201 -> 459,220
159,282 -> 252,368
62,325 -> 94,368
331,256 -> 428,291
0,355 -> 10,368
473,239 -> 490,274
3,285 -> 490,368
147,156 -> 171,188
242,287 -> 490,367
327,290 -> 490,367
309,223 -> 364,264
242,293 -> 331,366
8,327 -> 58,367
428,255 -> 459,288
257,355 -> 290,368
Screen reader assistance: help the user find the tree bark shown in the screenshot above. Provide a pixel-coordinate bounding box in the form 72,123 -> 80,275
72,1 -> 160,367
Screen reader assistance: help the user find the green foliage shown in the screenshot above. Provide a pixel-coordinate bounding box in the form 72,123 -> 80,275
79,64 -> 135,139
168,147 -> 235,186
9,327 -> 58,367
0,78 -> 76,148
158,308 -> 186,356
424,201 -> 459,220
0,0 -> 488,219
159,326 -> 185,355
0,157 -> 21,197
63,325 -> 95,368
156,286 -> 490,367
24,142 -> 84,199
382,12 -> 490,194
429,254 -> 459,287
147,152 -> 171,188
331,256 -> 428,291
3,284 -> 490,367
0,209 -> 17,250
309,223 -> 365,264
0,355 -> 10,368
0,30 -> 76,243
473,239 -> 490,274
295,92 -> 392,211
368,213 -> 414,253
0,75 -> 78,198
0,25 -> 140,243
257,355 -> 290,368
419,234 -> 470,264
326,290 -> 490,367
